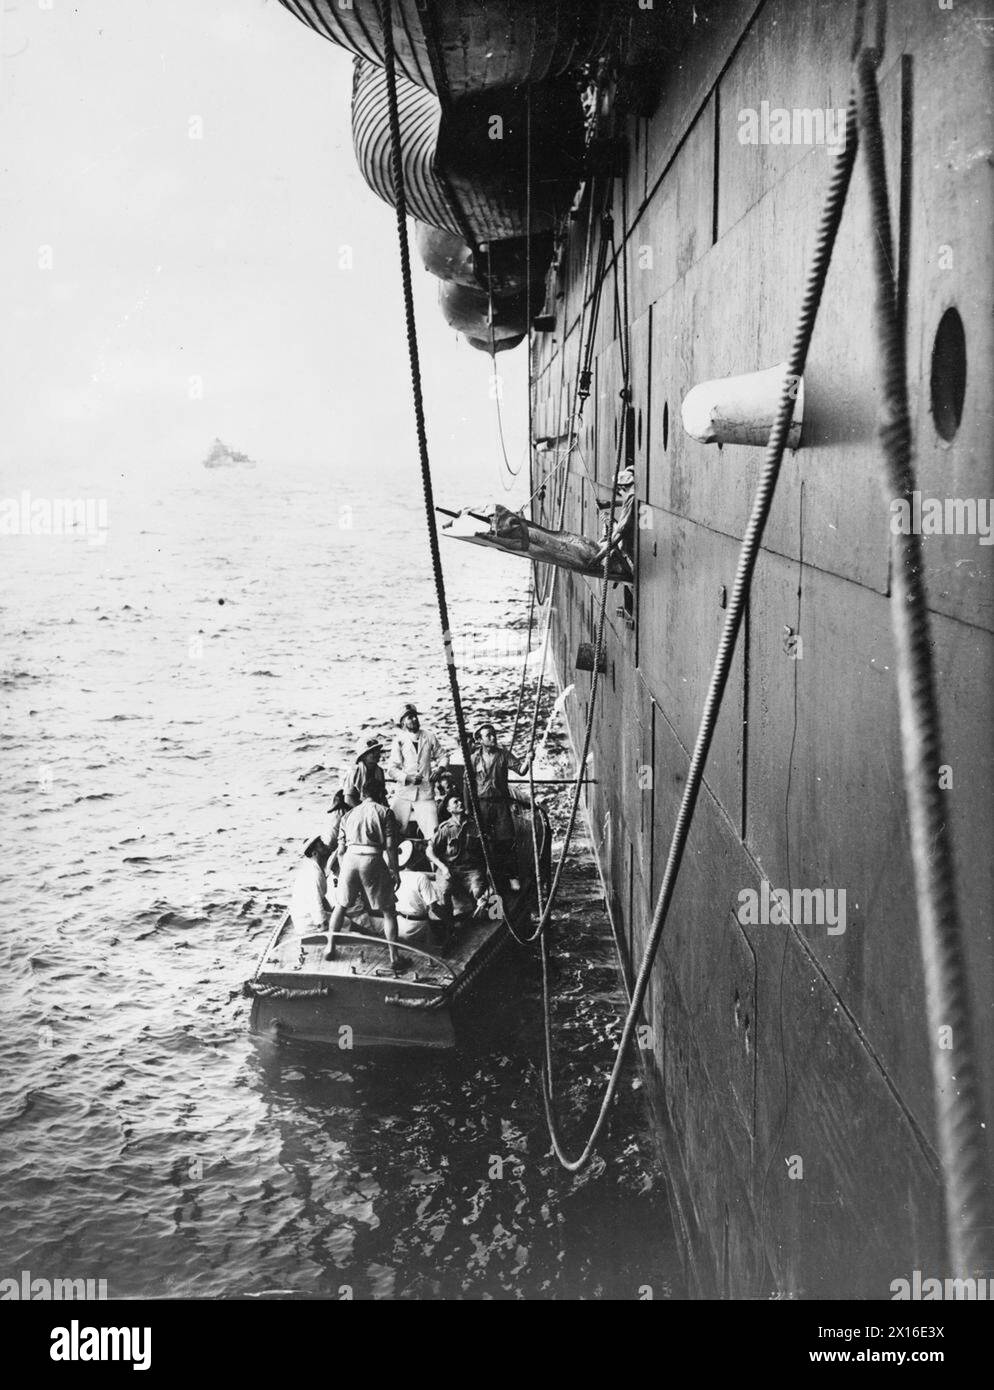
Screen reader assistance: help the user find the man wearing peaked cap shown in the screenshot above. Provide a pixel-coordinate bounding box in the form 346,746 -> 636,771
387,702 -> 448,837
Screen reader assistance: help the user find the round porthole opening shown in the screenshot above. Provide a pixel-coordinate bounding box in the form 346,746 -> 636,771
930,306 -> 966,442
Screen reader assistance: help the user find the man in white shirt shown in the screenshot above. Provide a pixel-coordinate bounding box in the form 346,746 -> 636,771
387,703 -> 447,836
394,839 -> 447,946
289,834 -> 331,933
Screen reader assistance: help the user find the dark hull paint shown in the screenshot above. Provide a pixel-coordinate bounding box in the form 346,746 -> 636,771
531,0 -> 994,1299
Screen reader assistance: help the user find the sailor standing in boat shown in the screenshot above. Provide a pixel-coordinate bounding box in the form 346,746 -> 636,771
387,703 -> 447,836
344,737 -> 388,807
326,772 -> 401,966
470,723 -> 532,887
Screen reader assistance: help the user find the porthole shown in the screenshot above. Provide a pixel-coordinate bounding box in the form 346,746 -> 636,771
930,306 -> 966,442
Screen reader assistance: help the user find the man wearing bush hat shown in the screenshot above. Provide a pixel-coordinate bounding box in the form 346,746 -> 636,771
344,736 -> 388,808
289,833 -> 331,933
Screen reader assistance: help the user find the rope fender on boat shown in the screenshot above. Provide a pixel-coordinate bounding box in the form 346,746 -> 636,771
243,981 -> 333,1002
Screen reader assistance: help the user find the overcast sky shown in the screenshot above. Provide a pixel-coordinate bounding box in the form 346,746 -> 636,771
0,0 -> 527,490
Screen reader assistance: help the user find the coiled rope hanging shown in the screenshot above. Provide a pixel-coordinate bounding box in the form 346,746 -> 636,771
376,0 -> 498,895
540,91 -> 863,1172
853,43 -> 991,1279
510,212 -> 631,946
538,7 -> 992,1281
376,0 -> 594,946
375,0 -> 989,1277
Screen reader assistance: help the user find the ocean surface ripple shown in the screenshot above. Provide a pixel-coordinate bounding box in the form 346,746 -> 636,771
0,464 -> 681,1299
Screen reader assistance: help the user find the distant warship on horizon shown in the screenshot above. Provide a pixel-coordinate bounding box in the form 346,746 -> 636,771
202,437 -> 255,470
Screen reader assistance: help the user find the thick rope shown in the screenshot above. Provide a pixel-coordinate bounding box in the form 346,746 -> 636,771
376,0 -> 500,894
245,981 -> 331,1002
532,186 -> 599,604
369,0 -> 988,1275
378,0 -> 570,949
514,195 -> 621,923
542,37 -> 993,1287
540,187 -> 634,1096
508,216 -> 632,945
854,47 -> 992,1277
486,247 -> 523,488
540,87 -> 861,1172
508,575 -> 537,752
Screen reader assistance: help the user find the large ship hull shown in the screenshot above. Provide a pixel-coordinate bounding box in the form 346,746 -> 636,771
531,0 -> 993,1298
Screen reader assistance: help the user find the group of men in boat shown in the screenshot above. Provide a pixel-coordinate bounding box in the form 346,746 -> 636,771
290,703 -> 532,967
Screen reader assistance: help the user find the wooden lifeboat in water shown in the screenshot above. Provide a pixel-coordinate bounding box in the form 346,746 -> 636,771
245,779 -> 551,1050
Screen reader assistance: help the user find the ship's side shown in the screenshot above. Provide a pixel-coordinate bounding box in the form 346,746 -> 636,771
530,0 -> 994,1298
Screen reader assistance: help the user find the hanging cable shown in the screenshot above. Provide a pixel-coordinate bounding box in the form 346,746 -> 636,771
539,73 -> 862,1173
486,246 -> 524,489
853,41 -> 992,1279
532,189 -> 598,606
504,206 -> 632,945
375,0 -> 506,909
508,576 -> 537,753
541,18 -> 993,1278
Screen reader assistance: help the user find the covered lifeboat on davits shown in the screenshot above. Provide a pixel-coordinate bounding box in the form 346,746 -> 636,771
276,0 -> 624,351
278,0 -> 618,97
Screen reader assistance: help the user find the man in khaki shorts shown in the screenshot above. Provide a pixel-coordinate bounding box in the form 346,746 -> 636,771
326,773 -> 401,967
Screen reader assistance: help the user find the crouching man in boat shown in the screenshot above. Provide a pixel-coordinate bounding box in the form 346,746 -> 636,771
471,723 -> 532,889
395,839 -> 450,951
426,791 -> 492,921
290,833 -> 332,934
326,776 -> 401,967
387,703 -> 447,836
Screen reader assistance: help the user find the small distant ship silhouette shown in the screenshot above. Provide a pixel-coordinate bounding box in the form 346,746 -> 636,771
202,437 -> 256,470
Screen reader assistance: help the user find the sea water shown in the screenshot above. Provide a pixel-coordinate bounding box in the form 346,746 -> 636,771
0,458 -> 681,1300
